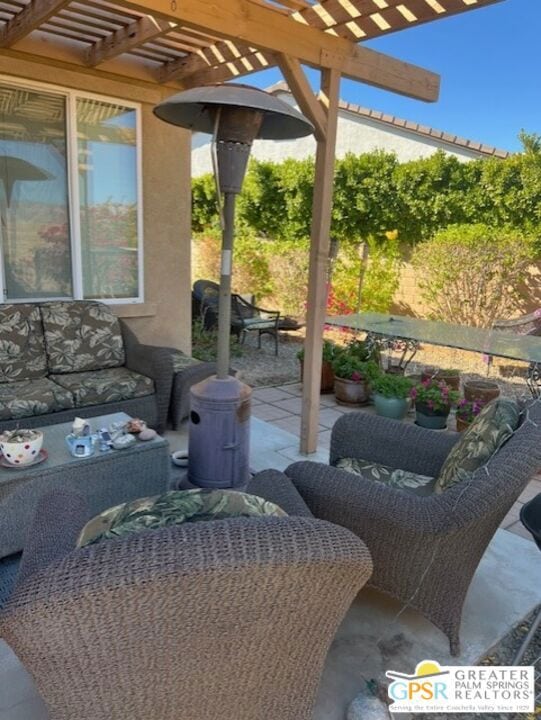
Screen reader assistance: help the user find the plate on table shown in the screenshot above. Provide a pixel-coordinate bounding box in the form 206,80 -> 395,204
1,448 -> 48,469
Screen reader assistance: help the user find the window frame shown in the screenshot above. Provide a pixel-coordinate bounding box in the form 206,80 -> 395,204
0,75 -> 144,305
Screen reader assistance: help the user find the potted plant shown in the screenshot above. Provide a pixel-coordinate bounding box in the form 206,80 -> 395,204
455,398 -> 487,432
332,353 -> 379,406
411,379 -> 460,430
0,428 -> 43,466
421,367 -> 461,391
298,339 -> 336,393
371,373 -> 413,420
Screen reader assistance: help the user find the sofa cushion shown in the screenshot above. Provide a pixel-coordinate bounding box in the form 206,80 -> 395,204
435,397 -> 520,493
77,489 -> 288,547
0,304 -> 47,383
50,367 -> 154,408
335,457 -> 436,496
0,377 -> 74,420
41,301 -> 125,373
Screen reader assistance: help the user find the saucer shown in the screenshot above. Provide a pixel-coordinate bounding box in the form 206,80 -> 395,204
1,448 -> 48,469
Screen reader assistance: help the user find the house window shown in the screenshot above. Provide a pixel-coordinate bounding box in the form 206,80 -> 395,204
0,80 -> 143,303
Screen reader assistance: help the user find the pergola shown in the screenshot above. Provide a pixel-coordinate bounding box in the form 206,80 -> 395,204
0,0 -> 504,452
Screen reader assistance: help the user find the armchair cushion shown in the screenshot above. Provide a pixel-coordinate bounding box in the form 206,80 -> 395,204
77,489 -> 287,547
335,457 -> 436,496
0,377 -> 74,420
50,367 -> 154,408
0,304 -> 48,383
41,301 -> 125,373
435,397 -> 520,493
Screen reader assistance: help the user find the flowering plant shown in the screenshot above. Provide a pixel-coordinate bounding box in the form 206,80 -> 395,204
410,379 -> 460,412
456,398 -> 486,424
332,354 -> 379,384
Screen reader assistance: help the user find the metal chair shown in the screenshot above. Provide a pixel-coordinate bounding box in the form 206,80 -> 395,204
231,293 -> 280,356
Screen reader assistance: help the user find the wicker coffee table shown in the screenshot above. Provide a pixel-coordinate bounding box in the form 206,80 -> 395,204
0,412 -> 170,558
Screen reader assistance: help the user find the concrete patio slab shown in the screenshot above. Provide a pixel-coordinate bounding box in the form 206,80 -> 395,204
315,529 -> 541,720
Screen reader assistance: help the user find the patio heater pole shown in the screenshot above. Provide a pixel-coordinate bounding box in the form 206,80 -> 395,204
154,85 -> 312,488
215,191 -> 235,379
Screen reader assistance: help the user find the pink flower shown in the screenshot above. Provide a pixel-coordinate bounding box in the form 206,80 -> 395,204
410,387 -> 418,399
427,400 -> 434,409
351,371 -> 362,382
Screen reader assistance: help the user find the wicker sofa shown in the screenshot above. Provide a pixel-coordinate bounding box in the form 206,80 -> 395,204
0,486 -> 373,720
0,301 -> 175,432
285,401 -> 541,656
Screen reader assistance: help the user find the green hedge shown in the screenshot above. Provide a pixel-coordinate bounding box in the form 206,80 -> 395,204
193,146 -> 541,246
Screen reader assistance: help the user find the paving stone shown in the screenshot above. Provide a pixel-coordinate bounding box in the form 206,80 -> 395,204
506,521 -> 534,542
251,404 -> 293,422
318,408 -> 346,429
270,397 -> 303,414
251,387 -> 293,403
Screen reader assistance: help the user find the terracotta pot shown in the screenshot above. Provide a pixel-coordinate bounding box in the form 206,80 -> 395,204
456,416 -> 471,433
299,358 -> 335,394
414,401 -> 450,430
334,376 -> 369,406
464,380 -> 500,405
421,368 -> 460,391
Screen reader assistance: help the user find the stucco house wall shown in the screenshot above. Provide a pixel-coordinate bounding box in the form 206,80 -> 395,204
0,54 -> 192,354
192,85 -> 510,177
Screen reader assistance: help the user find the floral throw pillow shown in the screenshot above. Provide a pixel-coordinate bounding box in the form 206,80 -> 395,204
435,397 -> 520,493
77,489 -> 287,548
41,301 -> 125,374
335,457 -> 435,496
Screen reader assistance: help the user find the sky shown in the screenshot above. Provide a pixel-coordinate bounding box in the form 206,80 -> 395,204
246,0 -> 539,153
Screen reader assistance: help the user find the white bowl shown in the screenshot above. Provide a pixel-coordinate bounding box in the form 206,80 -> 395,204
1,431 -> 43,466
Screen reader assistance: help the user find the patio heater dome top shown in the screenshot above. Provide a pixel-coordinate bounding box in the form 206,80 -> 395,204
153,83 -> 314,140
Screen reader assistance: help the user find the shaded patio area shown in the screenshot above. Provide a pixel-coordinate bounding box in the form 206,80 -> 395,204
1,389 -> 540,719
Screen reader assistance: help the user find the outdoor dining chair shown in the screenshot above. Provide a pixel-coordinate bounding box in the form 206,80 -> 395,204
0,488 -> 372,720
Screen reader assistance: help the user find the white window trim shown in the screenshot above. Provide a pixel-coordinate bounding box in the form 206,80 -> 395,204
0,75 -> 144,305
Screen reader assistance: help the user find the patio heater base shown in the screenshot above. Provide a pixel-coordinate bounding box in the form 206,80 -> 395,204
188,375 -> 251,489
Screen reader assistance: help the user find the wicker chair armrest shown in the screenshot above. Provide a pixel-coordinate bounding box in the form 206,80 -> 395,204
330,412 -> 460,477
233,294 -> 280,320
120,320 -> 175,432
286,461 -> 460,535
16,490 -> 91,586
247,470 -> 314,517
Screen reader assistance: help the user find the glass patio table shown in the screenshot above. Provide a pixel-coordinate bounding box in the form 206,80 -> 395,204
326,312 -> 541,395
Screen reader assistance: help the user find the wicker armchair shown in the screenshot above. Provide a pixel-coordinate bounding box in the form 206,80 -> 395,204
285,401 -> 541,656
0,489 -> 372,720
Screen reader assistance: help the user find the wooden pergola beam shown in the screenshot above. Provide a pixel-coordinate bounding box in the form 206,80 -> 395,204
301,66 -> 341,453
277,54 -> 327,143
0,0 -> 72,47
85,15 -> 177,67
123,0 -> 440,102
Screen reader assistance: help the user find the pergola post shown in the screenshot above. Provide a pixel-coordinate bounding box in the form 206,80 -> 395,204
300,67 -> 340,454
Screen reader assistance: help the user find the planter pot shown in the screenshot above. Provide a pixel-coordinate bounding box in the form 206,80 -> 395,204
415,402 -> 450,430
299,358 -> 335,394
464,380 -> 500,405
373,393 -> 409,420
334,376 -> 369,406
421,368 -> 460,392
456,416 -> 471,433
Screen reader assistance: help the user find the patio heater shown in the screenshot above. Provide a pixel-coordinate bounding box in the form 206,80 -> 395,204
154,84 -> 313,488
